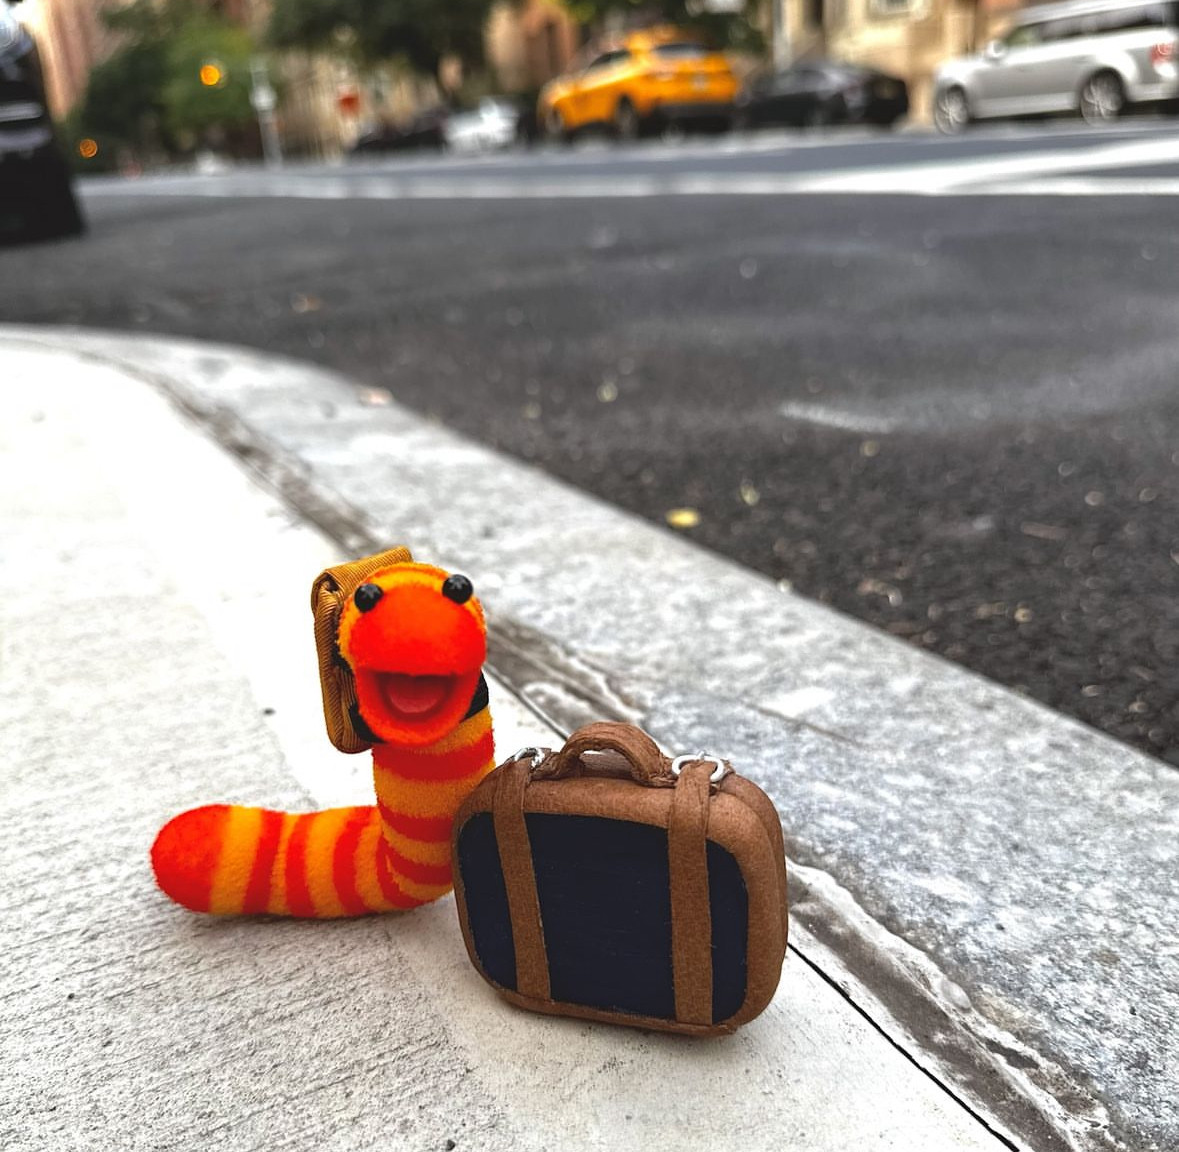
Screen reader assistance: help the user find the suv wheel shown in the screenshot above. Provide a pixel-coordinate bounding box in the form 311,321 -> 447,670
933,86 -> 970,135
614,97 -> 641,142
544,108 -> 570,145
806,101 -> 835,130
1080,71 -> 1125,125
16,146 -> 85,242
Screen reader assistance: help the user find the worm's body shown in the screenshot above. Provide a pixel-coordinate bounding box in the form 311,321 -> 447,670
151,558 -> 495,918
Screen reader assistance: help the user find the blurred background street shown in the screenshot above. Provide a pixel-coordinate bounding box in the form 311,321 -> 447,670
3,0 -> 1178,769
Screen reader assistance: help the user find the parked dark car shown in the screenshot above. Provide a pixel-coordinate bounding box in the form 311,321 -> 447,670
348,107 -> 448,156
0,0 -> 84,242
734,61 -> 909,129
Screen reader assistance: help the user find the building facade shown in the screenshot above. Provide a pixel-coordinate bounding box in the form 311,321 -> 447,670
486,0 -> 582,93
23,0 -> 583,156
21,0 -> 120,118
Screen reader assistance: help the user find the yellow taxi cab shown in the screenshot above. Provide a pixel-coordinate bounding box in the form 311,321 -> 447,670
538,26 -> 738,140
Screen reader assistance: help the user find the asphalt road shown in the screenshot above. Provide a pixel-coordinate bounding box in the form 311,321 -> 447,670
4,119 -> 1178,765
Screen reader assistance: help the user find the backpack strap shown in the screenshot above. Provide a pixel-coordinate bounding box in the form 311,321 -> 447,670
309,546 -> 412,753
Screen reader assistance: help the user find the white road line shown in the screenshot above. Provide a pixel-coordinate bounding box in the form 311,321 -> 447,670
966,176 -> 1179,195
778,402 -> 899,434
81,172 -> 1179,199
81,135 -> 1179,200
786,135 -> 1179,193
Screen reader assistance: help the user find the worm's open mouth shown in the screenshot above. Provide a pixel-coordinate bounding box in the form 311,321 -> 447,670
373,672 -> 458,723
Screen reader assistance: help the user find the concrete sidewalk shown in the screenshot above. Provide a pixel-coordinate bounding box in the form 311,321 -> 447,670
0,337 -> 1005,1151
2,328 -> 1176,1152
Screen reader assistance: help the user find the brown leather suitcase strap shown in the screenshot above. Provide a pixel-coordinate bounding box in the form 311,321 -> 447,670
669,762 -> 714,1026
492,758 -> 551,1002
493,728 -> 727,1026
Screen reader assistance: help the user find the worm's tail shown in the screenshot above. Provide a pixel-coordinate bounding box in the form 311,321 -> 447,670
150,804 -> 444,917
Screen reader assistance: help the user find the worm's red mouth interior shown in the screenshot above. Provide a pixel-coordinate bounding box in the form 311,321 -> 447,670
375,672 -> 456,721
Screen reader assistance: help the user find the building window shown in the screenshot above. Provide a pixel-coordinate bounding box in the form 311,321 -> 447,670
871,0 -> 926,16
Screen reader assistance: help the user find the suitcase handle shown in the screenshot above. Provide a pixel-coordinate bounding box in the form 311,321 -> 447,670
538,721 -> 678,787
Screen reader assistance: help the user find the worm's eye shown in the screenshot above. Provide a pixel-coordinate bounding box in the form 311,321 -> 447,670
355,583 -> 384,612
441,574 -> 473,604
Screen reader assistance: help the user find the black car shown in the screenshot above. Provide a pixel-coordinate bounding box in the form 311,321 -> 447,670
348,107 -> 449,156
734,60 -> 909,129
0,0 -> 83,242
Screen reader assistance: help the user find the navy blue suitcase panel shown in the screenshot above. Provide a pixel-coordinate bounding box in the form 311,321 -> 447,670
456,811 -> 750,1024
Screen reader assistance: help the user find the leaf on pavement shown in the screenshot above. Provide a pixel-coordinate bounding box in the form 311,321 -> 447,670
666,508 -> 701,530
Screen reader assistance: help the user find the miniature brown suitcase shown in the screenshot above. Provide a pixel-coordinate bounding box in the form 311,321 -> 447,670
451,722 -> 788,1036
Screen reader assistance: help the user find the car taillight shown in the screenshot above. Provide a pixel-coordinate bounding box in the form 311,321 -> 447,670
1151,40 -> 1176,65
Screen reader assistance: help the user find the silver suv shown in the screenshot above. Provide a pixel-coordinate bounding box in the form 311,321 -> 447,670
933,0 -> 1179,132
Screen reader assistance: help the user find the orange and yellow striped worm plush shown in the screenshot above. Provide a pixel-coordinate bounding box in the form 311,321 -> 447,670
150,551 -> 496,917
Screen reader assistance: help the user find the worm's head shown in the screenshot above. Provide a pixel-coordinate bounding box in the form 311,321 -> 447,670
338,563 -> 486,747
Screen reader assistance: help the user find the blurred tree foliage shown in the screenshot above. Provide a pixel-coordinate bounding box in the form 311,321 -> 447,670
75,0 -> 257,158
161,19 -> 255,138
267,0 -> 495,79
77,38 -> 168,146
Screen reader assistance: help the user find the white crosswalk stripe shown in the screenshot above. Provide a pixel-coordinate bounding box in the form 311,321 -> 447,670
81,132 -> 1179,200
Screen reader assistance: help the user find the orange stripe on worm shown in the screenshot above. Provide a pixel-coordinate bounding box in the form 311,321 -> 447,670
305,809 -> 359,917
404,711 -> 491,757
208,807 -> 266,914
383,831 -> 451,869
332,808 -> 373,916
382,842 -> 452,888
352,818 -> 393,912
377,729 -> 494,781
376,769 -> 497,829
243,809 -> 284,914
376,844 -> 424,909
376,801 -> 453,842
285,814 -> 316,917
266,813 -> 299,916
